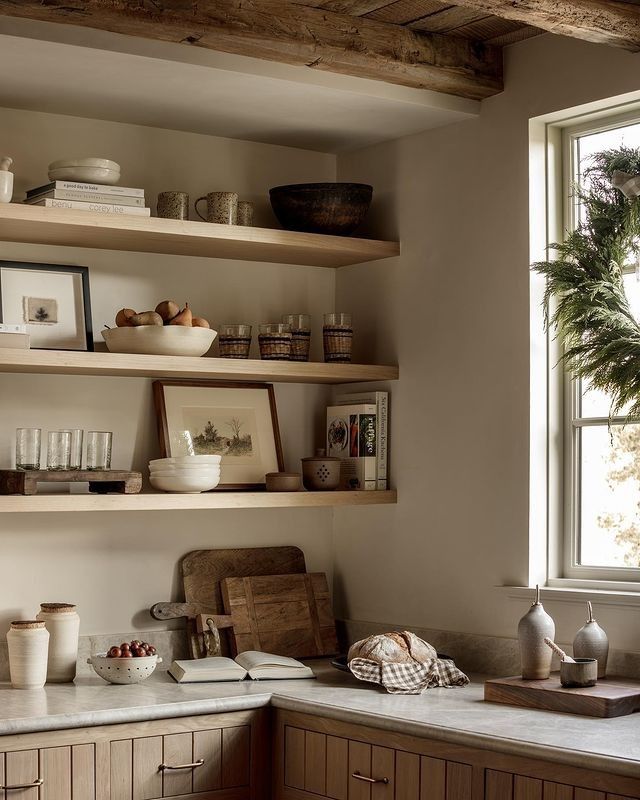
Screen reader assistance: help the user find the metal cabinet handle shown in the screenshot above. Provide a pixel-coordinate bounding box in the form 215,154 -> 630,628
159,759 -> 205,771
352,772 -> 389,785
1,778 -> 44,790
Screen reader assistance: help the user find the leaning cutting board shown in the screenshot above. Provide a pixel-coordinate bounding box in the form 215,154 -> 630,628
182,547 -> 307,657
221,572 -> 338,658
485,674 -> 640,718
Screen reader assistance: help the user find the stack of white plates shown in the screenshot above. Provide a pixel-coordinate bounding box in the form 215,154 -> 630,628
149,455 -> 221,493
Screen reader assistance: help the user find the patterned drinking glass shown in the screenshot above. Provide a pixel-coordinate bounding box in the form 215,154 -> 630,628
47,431 -> 72,471
283,314 -> 311,362
86,431 -> 112,470
16,428 -> 41,470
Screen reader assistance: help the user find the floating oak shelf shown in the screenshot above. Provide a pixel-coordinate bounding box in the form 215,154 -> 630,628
0,490 -> 397,513
0,204 -> 399,268
0,349 -> 398,384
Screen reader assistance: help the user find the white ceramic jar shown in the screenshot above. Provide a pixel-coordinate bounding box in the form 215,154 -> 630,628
36,603 -> 80,683
7,620 -> 50,689
0,156 -> 13,203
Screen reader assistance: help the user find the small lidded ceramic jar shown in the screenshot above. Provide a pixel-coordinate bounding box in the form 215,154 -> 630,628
301,450 -> 341,491
36,602 -> 80,683
7,620 -> 50,689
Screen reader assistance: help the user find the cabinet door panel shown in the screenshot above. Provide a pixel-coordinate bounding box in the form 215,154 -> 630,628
72,744 -> 95,800
305,732 -> 326,796
544,784 -> 573,800
0,753 -> 4,800
349,742 -> 371,800
395,751 -> 418,800
222,726 -> 250,788
111,740 -> 132,800
40,747 -> 71,800
575,792 -> 605,800
133,737 -> 162,800
420,756 -> 446,800
445,762 -> 471,800
326,737 -> 348,800
515,776 -> 542,800
162,734 -> 192,798
486,770 -> 513,799
284,728 -> 305,791
193,730 -> 222,793
371,747 -> 394,800
5,750 -> 39,800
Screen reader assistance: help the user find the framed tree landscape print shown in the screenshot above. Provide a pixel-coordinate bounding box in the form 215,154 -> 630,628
153,380 -> 284,490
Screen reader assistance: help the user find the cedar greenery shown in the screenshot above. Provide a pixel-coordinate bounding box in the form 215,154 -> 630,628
533,146 -> 640,418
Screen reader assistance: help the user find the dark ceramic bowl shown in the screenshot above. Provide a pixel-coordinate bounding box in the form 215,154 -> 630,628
269,182 -> 373,236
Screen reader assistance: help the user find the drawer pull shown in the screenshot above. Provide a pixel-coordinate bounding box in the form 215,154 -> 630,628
1,778 -> 44,790
352,772 -> 389,785
159,759 -> 205,771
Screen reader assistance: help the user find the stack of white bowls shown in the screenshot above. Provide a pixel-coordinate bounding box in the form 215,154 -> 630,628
149,455 -> 221,493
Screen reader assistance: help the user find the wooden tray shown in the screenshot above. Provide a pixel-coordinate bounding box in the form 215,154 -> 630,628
0,469 -> 142,495
485,674 -> 640,718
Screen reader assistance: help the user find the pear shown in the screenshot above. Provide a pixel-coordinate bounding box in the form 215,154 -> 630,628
169,303 -> 193,327
192,317 -> 210,329
155,300 -> 180,323
115,308 -> 137,327
130,311 -> 163,326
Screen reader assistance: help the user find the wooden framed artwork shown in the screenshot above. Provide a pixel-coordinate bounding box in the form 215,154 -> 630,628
153,380 -> 284,490
0,260 -> 93,351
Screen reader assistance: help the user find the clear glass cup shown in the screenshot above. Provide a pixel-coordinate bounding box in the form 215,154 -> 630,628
86,431 -> 112,470
218,324 -> 252,359
16,428 -> 41,470
258,323 -> 292,361
323,312 -> 353,363
283,314 -> 311,362
47,431 -> 72,471
171,430 -> 195,457
62,429 -> 84,470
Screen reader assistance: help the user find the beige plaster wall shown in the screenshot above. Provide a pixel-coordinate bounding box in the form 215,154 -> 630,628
334,34 -> 640,653
0,107 -> 336,635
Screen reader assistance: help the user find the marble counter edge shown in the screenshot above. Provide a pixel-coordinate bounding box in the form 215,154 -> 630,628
0,693 -> 273,735
270,694 -> 640,781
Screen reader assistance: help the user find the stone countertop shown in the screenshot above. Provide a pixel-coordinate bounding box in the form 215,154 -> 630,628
1,662 -> 639,779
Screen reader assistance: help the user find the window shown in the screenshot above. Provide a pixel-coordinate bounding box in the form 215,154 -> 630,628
560,115 -> 640,584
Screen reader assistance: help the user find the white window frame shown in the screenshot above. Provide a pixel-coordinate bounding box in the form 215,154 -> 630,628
547,109 -> 640,590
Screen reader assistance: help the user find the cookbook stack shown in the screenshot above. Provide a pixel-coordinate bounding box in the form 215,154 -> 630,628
23,180 -> 150,217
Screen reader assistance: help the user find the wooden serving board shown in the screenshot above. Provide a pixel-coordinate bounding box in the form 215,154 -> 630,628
221,572 -> 338,658
181,547 -> 307,657
0,469 -> 141,495
485,674 -> 640,718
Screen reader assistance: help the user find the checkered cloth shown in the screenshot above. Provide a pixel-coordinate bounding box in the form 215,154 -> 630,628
349,633 -> 469,695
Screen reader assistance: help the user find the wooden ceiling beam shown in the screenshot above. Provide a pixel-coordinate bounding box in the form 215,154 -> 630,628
448,0 -> 640,51
0,0 -> 502,100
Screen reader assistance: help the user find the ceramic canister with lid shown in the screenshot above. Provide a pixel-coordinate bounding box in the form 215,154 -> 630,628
6,620 -> 50,689
36,603 -> 80,682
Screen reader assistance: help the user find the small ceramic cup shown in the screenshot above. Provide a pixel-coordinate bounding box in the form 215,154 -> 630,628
560,658 -> 598,688
265,472 -> 302,492
195,192 -> 238,224
237,201 -> 254,226
157,191 -> 189,220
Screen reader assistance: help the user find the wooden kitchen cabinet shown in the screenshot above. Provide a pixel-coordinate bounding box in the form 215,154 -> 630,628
0,745 -> 96,800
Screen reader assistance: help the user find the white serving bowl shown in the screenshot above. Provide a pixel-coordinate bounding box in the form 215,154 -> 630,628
150,474 -> 220,493
102,326 -> 216,357
87,652 -> 161,685
150,469 -> 220,478
149,456 -> 222,467
149,463 -> 221,472
48,158 -> 121,185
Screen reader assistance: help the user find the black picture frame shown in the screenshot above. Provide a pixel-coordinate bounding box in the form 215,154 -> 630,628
0,260 -> 93,351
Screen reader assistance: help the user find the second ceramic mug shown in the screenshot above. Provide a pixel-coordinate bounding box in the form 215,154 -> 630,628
195,192 -> 238,224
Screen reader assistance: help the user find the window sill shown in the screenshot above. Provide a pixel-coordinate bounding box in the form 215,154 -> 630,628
498,584 -> 640,608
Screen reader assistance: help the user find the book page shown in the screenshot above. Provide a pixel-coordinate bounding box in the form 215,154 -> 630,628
234,651 -> 306,671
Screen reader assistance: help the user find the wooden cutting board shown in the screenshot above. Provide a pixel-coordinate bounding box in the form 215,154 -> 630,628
485,674 -> 640,718
181,547 -> 307,657
221,572 -> 338,658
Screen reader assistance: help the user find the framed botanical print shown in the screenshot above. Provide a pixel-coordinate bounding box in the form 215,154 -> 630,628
0,261 -> 93,351
153,380 -> 284,490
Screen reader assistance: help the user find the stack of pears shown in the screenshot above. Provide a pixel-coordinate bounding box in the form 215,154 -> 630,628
115,300 -> 210,329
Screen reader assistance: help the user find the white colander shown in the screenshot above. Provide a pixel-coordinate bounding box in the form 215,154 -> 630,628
87,653 -> 162,684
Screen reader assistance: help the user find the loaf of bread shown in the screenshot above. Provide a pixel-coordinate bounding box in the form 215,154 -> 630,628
347,631 -> 437,665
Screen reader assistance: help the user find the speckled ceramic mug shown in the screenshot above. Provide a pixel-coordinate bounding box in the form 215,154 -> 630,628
195,192 -> 238,224
157,191 -> 189,220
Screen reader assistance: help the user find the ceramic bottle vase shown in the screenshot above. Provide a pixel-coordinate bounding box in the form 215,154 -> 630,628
36,602 -> 80,683
573,601 -> 609,679
7,620 -> 50,689
518,585 -> 555,680
0,156 -> 13,203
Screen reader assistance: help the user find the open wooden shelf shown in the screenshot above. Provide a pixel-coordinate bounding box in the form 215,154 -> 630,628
0,490 -> 397,513
0,204 -> 399,267
0,349 -> 398,384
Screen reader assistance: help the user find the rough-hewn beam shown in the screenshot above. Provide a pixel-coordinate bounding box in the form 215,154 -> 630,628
0,0 -> 502,99
450,0 -> 640,51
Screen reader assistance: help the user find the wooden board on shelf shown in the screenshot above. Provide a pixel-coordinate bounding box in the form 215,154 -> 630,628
0,348 -> 398,384
485,674 -> 640,718
0,469 -> 141,495
0,204 -> 399,268
0,489 -> 397,513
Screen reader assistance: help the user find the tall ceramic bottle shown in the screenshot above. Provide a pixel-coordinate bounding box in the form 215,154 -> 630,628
0,156 -> 13,203
573,601 -> 609,679
36,603 -> 80,682
518,585 -> 555,679
6,620 -> 49,689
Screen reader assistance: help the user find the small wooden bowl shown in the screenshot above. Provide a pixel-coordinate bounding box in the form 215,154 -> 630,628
560,658 -> 598,688
265,472 -> 302,492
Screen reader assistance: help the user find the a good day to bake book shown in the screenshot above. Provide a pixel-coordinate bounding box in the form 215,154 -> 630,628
168,651 -> 315,683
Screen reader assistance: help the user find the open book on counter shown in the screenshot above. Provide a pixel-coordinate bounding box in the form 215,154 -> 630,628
168,651 -> 316,683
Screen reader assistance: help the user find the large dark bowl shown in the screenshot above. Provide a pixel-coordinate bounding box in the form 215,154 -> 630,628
269,182 -> 373,236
